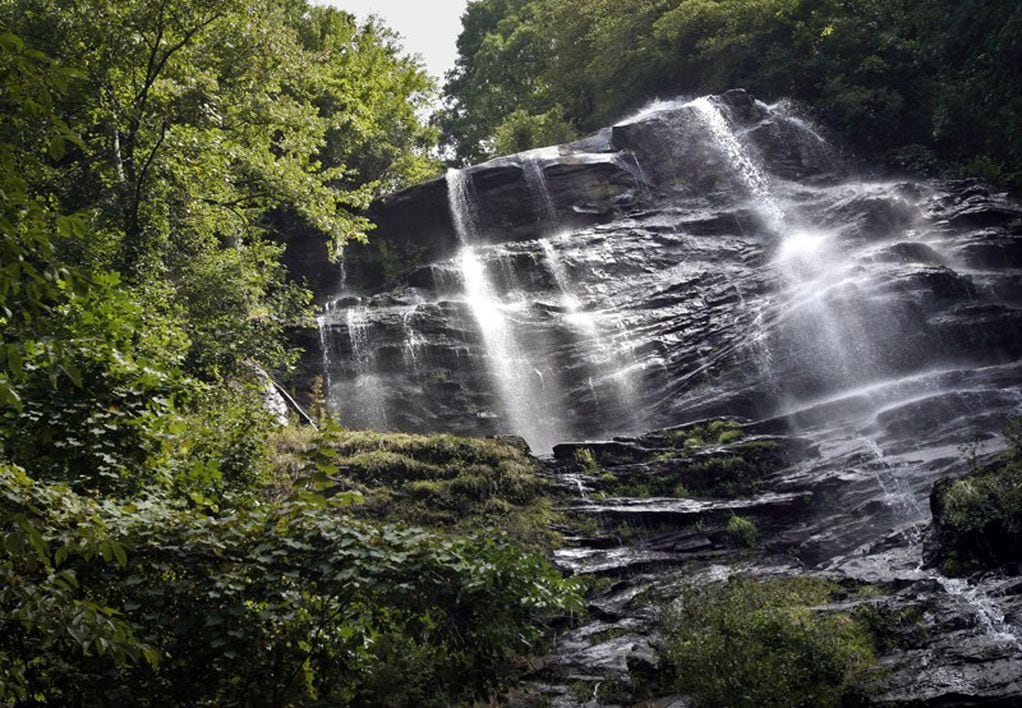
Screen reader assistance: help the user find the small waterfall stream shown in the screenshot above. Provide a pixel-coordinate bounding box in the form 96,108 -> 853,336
446,168 -> 566,451
690,96 -> 786,231
346,306 -> 387,428
523,157 -> 558,224
539,236 -> 640,425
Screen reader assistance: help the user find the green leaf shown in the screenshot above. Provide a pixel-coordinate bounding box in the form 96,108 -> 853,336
48,136 -> 65,161
111,541 -> 128,568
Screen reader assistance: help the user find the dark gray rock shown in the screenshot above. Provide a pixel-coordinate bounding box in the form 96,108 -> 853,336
291,91 -> 1022,705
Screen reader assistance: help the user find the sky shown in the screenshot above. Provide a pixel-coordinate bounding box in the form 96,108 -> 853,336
315,0 -> 471,82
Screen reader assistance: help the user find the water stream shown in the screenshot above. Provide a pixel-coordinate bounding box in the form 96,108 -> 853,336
447,168 -> 566,451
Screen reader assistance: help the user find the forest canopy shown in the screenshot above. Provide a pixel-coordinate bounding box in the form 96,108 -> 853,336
438,0 -> 1022,190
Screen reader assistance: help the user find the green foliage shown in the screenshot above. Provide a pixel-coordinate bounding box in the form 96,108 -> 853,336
597,447 -> 779,500
440,0 -> 1022,189
726,514 -> 758,548
491,106 -> 578,156
933,419 -> 1022,575
574,446 -> 599,471
0,461 -> 582,705
1,0 -> 439,381
0,15 -> 584,707
0,31 -> 87,409
271,428 -> 562,546
663,576 -> 876,707
2,273 -> 189,496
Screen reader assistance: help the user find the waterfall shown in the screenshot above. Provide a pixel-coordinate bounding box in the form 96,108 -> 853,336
688,95 -> 888,404
346,305 -> 387,427
540,236 -> 640,422
401,307 -> 425,370
446,168 -> 566,451
523,158 -> 557,224
316,301 -> 336,408
446,166 -> 481,240
689,96 -> 786,231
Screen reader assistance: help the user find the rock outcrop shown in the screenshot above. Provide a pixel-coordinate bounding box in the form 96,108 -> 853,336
294,90 -> 1022,704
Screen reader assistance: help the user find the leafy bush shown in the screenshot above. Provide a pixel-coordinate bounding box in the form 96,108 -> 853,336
1,274 -> 191,496
491,106 -> 578,156
0,463 -> 583,705
663,577 -> 876,707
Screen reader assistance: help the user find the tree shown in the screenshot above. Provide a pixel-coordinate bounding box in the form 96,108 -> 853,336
439,0 -> 1022,189
2,0 -> 440,380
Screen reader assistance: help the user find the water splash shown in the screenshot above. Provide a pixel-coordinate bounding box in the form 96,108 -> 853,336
936,576 -> 1020,645
615,97 -> 691,126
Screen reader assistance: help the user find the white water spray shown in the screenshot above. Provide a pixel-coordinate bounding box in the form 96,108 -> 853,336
346,305 -> 387,427
689,96 -> 786,230
447,168 -> 565,451
540,236 -> 640,420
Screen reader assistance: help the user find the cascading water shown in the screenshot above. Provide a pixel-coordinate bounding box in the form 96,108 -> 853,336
936,576 -> 1021,646
446,168 -> 567,451
689,97 -> 786,231
401,307 -> 425,370
304,90 -> 1022,701
523,157 -> 558,224
345,305 -> 388,428
312,91 -> 1021,521
539,236 -> 640,424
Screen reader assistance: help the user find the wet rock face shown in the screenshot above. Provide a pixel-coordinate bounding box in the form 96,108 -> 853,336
296,90 -> 1022,704
300,90 -> 1022,455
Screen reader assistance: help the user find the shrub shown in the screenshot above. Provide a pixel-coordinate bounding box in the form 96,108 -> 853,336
0,463 -> 583,705
726,515 -> 758,548
574,447 -> 599,471
930,418 -> 1022,574
663,577 -> 876,707
1,275 -> 191,496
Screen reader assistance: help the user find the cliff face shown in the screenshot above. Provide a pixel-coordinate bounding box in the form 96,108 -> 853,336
293,90 -> 1022,704
299,89 -> 1020,450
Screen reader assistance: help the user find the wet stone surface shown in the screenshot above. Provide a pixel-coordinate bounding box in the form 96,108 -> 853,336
293,91 -> 1022,705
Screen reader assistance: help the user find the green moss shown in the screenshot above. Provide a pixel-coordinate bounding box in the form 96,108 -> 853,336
663,576 -> 877,707
932,419 -> 1022,574
853,601 -> 928,653
717,429 -> 744,445
671,481 -> 690,498
593,445 -> 780,500
271,428 -> 563,547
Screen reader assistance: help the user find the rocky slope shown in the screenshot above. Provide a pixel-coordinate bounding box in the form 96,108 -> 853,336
292,89 -> 1022,704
